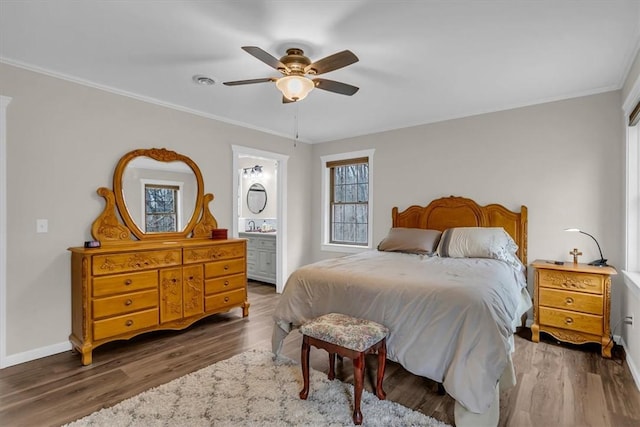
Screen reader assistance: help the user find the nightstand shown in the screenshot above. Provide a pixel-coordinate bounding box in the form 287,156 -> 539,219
531,259 -> 617,358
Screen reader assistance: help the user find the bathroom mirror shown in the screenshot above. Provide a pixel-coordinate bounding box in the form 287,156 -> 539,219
247,183 -> 267,214
113,148 -> 204,240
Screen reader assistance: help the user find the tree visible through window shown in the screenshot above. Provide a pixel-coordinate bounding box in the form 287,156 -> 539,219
145,184 -> 178,233
328,157 -> 369,245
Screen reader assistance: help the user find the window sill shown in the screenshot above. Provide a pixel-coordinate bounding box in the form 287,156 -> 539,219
321,243 -> 370,254
623,270 -> 640,299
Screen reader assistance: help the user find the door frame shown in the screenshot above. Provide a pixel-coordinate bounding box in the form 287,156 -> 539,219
232,145 -> 288,293
0,96 -> 13,368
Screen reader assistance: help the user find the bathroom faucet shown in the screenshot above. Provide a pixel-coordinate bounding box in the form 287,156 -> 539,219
247,220 -> 255,231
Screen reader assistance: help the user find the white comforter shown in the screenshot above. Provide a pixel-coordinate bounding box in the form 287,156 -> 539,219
272,250 -> 531,414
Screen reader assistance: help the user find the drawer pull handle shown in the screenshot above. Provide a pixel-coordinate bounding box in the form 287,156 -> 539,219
224,265 -> 229,270
224,280 -> 229,286
565,297 -> 574,305
125,279 -> 133,285
189,276 -> 194,281
565,317 -> 574,325
125,320 -> 134,327
125,299 -> 133,306
224,297 -> 229,303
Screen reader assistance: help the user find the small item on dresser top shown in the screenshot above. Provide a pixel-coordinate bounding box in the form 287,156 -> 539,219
211,228 -> 228,240
84,240 -> 101,248
569,247 -> 582,264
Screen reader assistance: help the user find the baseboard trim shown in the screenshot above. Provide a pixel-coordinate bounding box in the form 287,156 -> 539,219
619,335 -> 640,391
1,341 -> 71,369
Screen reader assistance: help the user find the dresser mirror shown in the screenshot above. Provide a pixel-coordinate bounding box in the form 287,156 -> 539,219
92,148 -> 218,242
247,183 -> 267,214
120,155 -> 199,234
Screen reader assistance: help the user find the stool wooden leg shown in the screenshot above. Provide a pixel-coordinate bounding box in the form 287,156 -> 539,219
300,336 -> 310,400
328,351 -> 336,380
376,339 -> 387,400
352,352 -> 365,425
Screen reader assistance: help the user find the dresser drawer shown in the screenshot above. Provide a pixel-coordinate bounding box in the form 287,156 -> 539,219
537,269 -> 604,295
205,288 -> 246,312
93,308 -> 159,341
93,271 -> 158,297
205,273 -> 245,295
539,288 -> 603,315
205,258 -> 245,278
93,250 -> 181,275
539,306 -> 603,336
92,289 -> 158,319
184,242 -> 245,264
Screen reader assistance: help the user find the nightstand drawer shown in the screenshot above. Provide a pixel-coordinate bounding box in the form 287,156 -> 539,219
539,288 -> 603,315
537,269 -> 604,295
539,306 -> 602,336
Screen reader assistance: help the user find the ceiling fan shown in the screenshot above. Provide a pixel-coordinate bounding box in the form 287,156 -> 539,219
223,46 -> 359,103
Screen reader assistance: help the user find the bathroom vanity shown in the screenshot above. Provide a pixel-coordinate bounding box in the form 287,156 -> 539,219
240,231 -> 276,284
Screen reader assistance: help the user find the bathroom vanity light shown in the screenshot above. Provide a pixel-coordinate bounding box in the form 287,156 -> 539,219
242,165 -> 263,179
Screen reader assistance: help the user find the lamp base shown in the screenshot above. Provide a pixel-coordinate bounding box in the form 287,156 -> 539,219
588,259 -> 608,267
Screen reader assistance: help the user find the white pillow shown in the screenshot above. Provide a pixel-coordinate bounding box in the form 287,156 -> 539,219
377,228 -> 442,255
436,227 -> 519,265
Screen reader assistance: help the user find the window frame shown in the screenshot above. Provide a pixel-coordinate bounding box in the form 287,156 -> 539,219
320,149 -> 374,253
140,179 -> 184,233
623,75 -> 640,292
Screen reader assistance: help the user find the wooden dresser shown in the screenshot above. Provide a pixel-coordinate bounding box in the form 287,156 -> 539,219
69,238 -> 248,365
531,259 -> 617,358
69,148 -> 250,365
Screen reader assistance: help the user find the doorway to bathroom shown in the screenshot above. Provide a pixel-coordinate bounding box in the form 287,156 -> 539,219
232,145 -> 288,293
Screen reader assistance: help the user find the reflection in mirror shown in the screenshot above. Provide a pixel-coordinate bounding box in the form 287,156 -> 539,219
122,157 -> 197,233
247,183 -> 267,214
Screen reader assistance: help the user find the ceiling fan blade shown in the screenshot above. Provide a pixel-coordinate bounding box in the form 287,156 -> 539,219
282,96 -> 295,104
305,50 -> 359,75
223,77 -> 276,86
313,78 -> 359,96
242,46 -> 289,72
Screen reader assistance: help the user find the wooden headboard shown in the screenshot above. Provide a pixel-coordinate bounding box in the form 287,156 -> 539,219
392,196 -> 528,265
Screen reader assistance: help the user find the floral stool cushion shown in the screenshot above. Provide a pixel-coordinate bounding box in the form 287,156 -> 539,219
299,313 -> 388,352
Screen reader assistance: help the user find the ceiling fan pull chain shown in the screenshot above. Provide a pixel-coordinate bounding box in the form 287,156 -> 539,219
293,103 -> 299,148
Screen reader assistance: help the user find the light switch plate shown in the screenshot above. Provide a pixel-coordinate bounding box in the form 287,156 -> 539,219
36,219 -> 48,233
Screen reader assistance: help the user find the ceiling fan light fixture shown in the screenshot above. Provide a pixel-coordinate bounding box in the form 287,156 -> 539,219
276,75 -> 314,101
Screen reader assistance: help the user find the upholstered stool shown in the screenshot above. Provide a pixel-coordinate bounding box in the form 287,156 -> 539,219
299,313 -> 388,425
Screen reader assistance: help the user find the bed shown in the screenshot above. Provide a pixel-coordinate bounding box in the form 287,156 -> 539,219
272,196 -> 532,426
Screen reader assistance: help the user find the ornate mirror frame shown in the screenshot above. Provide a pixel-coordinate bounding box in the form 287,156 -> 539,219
91,148 -> 218,242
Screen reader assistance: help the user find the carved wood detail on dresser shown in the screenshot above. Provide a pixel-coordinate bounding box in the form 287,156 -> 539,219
531,259 -> 617,358
68,148 -> 249,365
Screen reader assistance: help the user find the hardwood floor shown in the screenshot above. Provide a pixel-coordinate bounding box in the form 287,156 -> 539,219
1,281 -> 640,426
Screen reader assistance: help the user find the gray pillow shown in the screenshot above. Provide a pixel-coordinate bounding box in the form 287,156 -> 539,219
377,228 -> 442,255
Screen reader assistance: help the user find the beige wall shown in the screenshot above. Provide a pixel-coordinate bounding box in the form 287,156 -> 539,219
0,62 -> 312,358
311,91 -> 625,323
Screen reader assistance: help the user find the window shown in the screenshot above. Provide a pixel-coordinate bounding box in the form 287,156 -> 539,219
321,149 -> 374,252
145,184 -> 178,233
626,99 -> 640,273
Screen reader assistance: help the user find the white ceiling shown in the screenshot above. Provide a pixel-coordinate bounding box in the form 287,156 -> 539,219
1,1 -> 639,143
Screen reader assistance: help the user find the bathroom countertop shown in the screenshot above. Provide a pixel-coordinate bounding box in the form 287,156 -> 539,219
239,231 -> 277,237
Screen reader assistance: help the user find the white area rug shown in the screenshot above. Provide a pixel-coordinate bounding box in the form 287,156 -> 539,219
65,348 -> 451,427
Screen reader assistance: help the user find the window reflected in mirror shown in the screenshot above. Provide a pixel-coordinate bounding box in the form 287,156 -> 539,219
144,184 -> 179,232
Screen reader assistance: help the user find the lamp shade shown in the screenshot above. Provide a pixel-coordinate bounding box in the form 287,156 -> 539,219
276,75 -> 315,101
